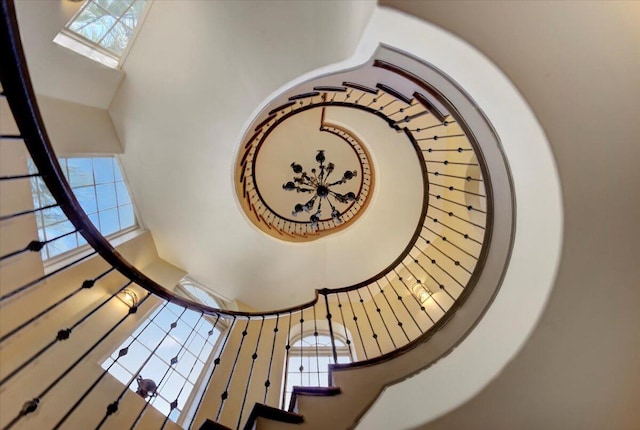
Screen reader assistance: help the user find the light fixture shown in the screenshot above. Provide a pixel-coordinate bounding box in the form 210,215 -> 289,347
118,288 -> 139,308
283,149 -> 358,228
411,281 -> 432,304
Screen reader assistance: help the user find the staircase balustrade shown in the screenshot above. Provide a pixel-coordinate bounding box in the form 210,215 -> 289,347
0,0 -> 508,428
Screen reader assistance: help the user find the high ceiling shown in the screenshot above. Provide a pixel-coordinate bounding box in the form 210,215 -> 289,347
106,0 -> 428,310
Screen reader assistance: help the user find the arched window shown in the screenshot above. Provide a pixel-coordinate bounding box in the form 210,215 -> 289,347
282,329 -> 352,409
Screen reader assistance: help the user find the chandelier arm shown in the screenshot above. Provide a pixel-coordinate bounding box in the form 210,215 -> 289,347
326,179 -> 346,187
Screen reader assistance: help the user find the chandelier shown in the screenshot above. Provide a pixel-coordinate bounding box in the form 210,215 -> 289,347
282,150 -> 358,228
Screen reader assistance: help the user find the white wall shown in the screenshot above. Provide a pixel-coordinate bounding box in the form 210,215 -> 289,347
37,94 -> 123,156
15,0 -> 123,109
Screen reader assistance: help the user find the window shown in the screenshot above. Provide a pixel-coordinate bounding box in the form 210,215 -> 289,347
102,302 -> 224,423
29,156 -> 137,260
54,0 -> 151,68
177,276 -> 225,310
282,331 -> 352,408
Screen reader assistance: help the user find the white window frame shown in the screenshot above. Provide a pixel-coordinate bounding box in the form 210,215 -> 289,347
28,155 -> 143,273
53,0 -> 154,69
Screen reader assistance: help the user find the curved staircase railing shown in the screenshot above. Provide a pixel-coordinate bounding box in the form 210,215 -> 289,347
0,1 -> 512,429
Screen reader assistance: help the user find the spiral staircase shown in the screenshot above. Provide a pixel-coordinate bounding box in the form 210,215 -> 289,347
0,1 -> 570,429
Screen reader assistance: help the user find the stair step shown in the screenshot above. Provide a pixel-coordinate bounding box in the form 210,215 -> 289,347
199,419 -> 232,430
288,386 -> 341,413
244,403 -> 304,430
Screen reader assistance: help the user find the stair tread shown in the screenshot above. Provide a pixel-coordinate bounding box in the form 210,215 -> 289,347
244,403 -> 304,430
199,418 -> 232,430
288,386 -> 342,413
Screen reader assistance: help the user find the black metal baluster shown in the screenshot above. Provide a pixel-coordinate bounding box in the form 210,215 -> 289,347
312,304 -> 320,385
281,311 -> 292,410
421,226 -> 478,260
394,266 -> 437,324
130,312 -> 205,429
401,260 -> 447,313
0,267 -> 115,343
0,251 -> 97,302
346,291 -> 368,360
335,293 -> 353,361
189,316 -> 236,430
263,314 -> 279,404
366,284 -> 396,350
161,314 -> 220,430
52,295 -> 160,430
215,318 -> 251,422
356,288 -> 382,355
412,246 -> 466,290
384,273 -> 425,332
298,309 -> 304,386
425,214 -> 482,245
428,204 -> 485,230
0,279 -> 133,387
237,316 -> 265,430
323,292 -> 338,364
4,292 -> 151,430
375,281 -> 410,343
421,234 -> 475,276
0,202 -> 58,222
0,172 -> 38,181
0,229 -> 78,262
95,305 -> 188,430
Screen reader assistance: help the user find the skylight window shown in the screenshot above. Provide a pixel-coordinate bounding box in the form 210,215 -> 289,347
29,156 -> 137,260
54,0 -> 151,68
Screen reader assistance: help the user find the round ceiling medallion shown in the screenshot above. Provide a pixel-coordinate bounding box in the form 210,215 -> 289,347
236,103 -> 375,242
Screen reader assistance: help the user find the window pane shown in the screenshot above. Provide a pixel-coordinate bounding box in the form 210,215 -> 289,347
69,2 -> 109,36
108,362 -> 133,386
88,212 -> 101,231
175,351 -> 197,378
42,206 -> 66,227
187,360 -> 204,384
187,334 -> 205,356
180,311 -> 202,330
95,0 -> 134,17
47,232 -> 78,258
67,158 -> 94,187
139,323 -> 165,350
99,207 -> 120,235
156,336 -> 181,365
158,370 -> 184,404
100,22 -> 132,55
140,354 -> 169,383
93,157 -> 115,184
96,183 -> 117,210
73,185 -> 98,214
46,219 -> 75,237
116,181 -> 131,205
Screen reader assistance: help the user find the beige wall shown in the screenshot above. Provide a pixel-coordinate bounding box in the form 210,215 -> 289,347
36,94 -> 123,156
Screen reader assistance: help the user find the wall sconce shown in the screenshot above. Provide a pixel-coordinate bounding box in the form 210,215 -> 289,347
118,289 -> 139,308
411,281 -> 432,304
